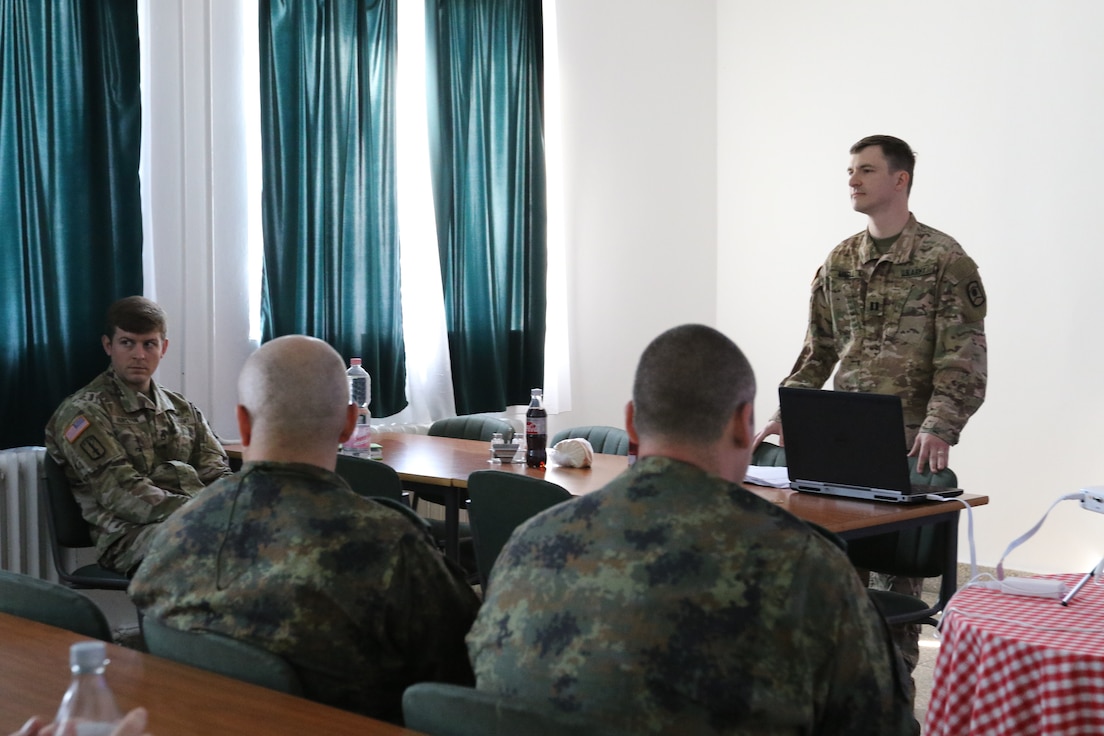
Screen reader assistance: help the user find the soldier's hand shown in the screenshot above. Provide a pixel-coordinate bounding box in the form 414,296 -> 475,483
909,433 -> 950,474
11,708 -> 149,736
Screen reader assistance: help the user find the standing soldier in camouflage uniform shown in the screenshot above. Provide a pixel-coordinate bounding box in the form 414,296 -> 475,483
45,296 -> 231,575
468,324 -> 918,735
752,135 -> 988,672
129,335 -> 480,725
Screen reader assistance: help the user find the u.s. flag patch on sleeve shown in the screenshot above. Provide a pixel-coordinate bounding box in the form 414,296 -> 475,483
64,414 -> 91,443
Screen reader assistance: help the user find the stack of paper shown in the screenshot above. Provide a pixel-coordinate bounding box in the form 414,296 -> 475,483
744,465 -> 790,489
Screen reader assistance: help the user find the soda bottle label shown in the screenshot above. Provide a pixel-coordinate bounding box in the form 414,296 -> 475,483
526,417 -> 546,435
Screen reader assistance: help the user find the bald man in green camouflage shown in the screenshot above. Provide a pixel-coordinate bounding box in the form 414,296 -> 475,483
753,135 -> 987,676
468,324 -> 918,735
130,335 -> 480,724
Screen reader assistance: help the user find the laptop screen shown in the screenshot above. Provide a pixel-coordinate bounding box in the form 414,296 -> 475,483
779,387 -> 913,492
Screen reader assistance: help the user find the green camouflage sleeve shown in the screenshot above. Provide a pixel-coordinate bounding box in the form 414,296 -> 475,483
922,256 -> 987,443
187,404 -> 233,485
386,534 -> 480,686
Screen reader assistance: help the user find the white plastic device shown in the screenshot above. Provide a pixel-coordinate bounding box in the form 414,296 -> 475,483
978,577 -> 1067,599
1080,486 -> 1104,514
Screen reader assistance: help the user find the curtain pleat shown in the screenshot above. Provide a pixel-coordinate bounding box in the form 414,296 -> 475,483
0,0 -> 142,449
259,0 -> 408,417
425,0 -> 547,415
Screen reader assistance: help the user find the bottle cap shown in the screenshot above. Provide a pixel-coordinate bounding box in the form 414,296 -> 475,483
70,641 -> 107,671
350,358 -> 362,366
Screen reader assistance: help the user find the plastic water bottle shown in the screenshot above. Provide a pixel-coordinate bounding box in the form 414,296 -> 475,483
346,358 -> 372,454
54,641 -> 122,736
525,388 -> 547,469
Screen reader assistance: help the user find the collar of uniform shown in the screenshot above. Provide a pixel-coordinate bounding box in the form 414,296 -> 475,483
859,212 -> 920,265
106,367 -> 175,415
239,460 -> 344,487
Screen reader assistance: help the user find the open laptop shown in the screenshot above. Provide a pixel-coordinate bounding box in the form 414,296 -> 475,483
778,387 -> 964,503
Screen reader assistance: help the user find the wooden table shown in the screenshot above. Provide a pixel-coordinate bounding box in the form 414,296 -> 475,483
225,434 -> 987,560
0,613 -> 421,736
925,573 -> 1104,735
370,433 -> 628,560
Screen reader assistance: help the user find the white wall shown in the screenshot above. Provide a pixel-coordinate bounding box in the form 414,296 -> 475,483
550,0 -> 719,435
718,0 -> 1104,573
146,0 -> 1103,573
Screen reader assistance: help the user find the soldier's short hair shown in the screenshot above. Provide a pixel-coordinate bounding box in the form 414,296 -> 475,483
105,296 -> 168,340
632,324 -> 755,444
851,134 -> 915,193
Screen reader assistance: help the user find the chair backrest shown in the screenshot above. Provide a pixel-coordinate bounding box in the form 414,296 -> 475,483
43,454 -> 95,548
41,455 -> 131,590
142,617 -> 304,695
334,453 -> 405,502
549,425 -> 629,456
428,416 -> 515,443
402,682 -> 594,736
751,441 -> 787,468
0,569 -> 112,640
466,470 -> 573,591
847,462 -> 959,578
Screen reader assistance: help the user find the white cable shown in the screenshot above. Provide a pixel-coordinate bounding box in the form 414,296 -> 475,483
993,492 -> 1083,580
924,494 -> 977,583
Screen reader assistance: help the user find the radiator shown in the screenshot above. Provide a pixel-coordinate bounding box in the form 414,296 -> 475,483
0,446 -> 57,581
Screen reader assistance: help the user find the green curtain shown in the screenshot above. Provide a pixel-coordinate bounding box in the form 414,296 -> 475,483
259,0 -> 407,417
0,0 -> 142,450
425,0 -> 547,414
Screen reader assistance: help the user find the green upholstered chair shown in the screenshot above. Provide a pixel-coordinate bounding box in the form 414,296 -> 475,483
402,682 -> 594,736
755,442 -> 958,626
141,616 -> 304,695
751,440 -> 787,468
42,455 -> 130,590
466,470 -> 573,591
550,425 -> 630,456
428,416 -> 515,443
850,461 -> 961,627
0,569 -> 113,640
418,416 -> 515,577
335,452 -> 407,504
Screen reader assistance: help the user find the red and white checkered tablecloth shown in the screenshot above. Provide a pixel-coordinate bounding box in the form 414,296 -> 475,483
925,573 -> 1104,735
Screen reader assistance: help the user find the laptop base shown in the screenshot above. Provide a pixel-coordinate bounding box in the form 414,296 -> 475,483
790,481 -> 964,504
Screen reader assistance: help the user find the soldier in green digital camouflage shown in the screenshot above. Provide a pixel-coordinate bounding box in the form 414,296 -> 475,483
752,135 -> 988,676
129,335 -> 480,724
467,324 -> 918,735
45,296 -> 231,575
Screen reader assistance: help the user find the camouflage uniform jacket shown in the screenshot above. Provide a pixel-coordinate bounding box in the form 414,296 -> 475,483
44,368 -> 230,572
782,215 -> 987,445
129,461 -> 481,724
467,456 -> 918,735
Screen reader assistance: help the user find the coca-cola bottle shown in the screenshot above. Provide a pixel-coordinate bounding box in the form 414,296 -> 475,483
525,388 -> 547,469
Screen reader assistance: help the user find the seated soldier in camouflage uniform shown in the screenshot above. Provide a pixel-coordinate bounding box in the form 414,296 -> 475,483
467,324 -> 919,735
129,335 -> 480,725
45,296 -> 231,575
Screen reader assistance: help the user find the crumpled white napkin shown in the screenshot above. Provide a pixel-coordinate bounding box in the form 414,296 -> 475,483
550,437 -> 594,468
